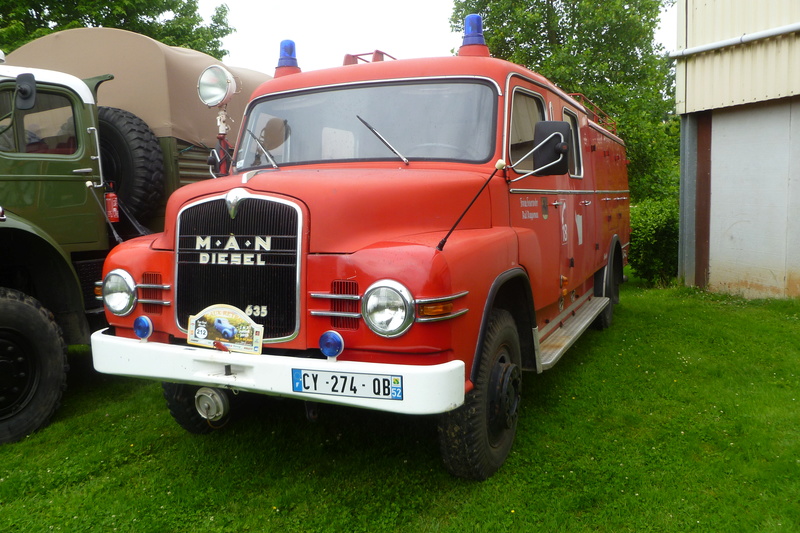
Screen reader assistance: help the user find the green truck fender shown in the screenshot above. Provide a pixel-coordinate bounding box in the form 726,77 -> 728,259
0,209 -> 90,345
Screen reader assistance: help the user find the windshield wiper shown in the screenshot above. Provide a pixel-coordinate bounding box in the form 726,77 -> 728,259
245,127 -> 279,169
356,115 -> 409,165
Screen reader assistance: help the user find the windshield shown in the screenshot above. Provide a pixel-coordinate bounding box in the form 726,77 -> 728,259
234,80 -> 496,170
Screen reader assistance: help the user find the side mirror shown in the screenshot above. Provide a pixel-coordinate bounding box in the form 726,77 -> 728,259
15,73 -> 36,111
207,148 -> 225,178
531,121 -> 570,176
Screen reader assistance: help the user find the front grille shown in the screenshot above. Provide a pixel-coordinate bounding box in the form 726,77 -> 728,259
331,280 -> 360,330
74,258 -> 104,310
141,272 -> 164,315
175,193 -> 301,340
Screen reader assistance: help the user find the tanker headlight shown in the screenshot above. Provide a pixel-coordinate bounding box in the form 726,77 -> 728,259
198,65 -> 237,107
102,269 -> 137,316
362,280 -> 414,338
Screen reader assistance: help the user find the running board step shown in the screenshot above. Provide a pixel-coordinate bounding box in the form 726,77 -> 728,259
539,296 -> 610,370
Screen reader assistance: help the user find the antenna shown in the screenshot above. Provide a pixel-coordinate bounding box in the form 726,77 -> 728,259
437,160 -> 506,251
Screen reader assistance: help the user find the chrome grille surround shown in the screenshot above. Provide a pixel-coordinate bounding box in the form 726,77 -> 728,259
174,189 -> 303,342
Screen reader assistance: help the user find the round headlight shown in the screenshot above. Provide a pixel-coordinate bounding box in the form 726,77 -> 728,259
102,269 -> 137,316
362,280 -> 414,338
197,65 -> 237,107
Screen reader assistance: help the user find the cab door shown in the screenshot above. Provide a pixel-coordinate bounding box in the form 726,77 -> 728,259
0,80 -> 106,252
506,83 -> 567,315
561,107 -> 595,291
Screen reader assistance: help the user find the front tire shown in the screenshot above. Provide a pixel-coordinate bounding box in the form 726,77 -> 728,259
0,288 -> 68,444
438,309 -> 522,480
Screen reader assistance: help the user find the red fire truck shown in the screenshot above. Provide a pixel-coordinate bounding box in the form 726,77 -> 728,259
91,15 -> 630,480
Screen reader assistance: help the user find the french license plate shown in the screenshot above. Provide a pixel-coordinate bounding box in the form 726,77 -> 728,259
291,369 -> 403,400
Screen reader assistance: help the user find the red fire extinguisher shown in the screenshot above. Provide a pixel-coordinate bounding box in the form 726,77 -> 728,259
105,186 -> 119,223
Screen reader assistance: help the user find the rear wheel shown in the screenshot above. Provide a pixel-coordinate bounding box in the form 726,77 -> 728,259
438,309 -> 522,480
593,250 -> 621,330
0,288 -> 68,444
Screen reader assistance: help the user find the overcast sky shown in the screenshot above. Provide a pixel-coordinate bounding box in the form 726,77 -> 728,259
197,1 -> 678,74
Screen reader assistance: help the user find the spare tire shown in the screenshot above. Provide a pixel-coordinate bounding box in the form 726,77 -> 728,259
98,106 -> 164,222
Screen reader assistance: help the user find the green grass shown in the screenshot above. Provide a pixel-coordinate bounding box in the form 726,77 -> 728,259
2,276 -> 799,532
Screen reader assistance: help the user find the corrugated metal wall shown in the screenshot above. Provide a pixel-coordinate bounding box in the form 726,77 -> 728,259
676,0 -> 800,113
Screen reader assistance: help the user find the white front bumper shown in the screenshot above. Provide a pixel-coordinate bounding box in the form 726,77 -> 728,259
90,329 -> 465,415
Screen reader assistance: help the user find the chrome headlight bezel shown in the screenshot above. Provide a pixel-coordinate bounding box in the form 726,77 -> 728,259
102,269 -> 137,316
361,280 -> 414,338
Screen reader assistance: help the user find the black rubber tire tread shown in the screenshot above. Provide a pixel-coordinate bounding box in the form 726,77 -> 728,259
593,254 -> 621,330
162,382 -> 226,435
0,288 -> 68,444
438,308 -> 522,480
98,106 -> 164,222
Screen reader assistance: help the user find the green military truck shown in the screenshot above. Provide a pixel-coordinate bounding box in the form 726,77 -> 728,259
0,28 -> 268,443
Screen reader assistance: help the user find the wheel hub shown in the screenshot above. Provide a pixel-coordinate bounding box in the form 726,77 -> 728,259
488,360 -> 521,442
0,332 -> 36,419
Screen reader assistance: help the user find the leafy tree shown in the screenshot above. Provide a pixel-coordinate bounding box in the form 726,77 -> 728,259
451,0 -> 678,200
0,0 -> 233,59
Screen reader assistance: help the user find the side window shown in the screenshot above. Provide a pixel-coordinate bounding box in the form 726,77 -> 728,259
0,89 -> 78,155
509,90 -> 545,171
0,90 -> 15,152
564,109 -> 583,177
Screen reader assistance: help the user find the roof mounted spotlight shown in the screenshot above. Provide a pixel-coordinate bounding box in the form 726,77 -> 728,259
458,14 -> 491,57
275,39 -> 302,77
197,65 -> 237,107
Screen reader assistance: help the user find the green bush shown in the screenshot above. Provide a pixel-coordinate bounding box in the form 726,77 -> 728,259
629,197 -> 679,286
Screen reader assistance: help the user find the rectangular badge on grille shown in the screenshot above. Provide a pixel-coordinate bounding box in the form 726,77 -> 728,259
188,304 -> 264,355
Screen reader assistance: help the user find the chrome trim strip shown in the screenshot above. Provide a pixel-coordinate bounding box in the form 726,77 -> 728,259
415,290 -> 469,304
251,75 -> 503,102
310,293 -> 361,301
510,188 -> 630,195
137,283 -> 171,290
416,308 -> 469,323
139,299 -> 171,306
310,311 -> 362,318
173,190 -> 304,343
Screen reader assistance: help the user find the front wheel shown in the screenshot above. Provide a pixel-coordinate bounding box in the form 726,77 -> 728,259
0,288 -> 68,444
438,309 -> 522,480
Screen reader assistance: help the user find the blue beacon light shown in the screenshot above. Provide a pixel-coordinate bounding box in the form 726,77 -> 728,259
319,330 -> 345,360
133,315 -> 153,341
278,39 -> 298,67
463,14 -> 486,46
